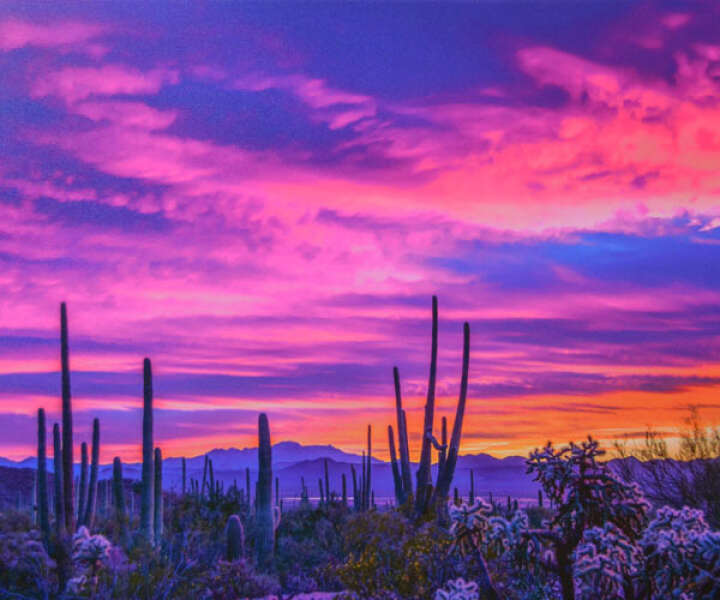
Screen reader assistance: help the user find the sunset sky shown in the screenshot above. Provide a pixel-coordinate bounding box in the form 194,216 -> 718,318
2,1 -> 720,462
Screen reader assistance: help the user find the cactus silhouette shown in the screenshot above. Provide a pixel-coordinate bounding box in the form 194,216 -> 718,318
154,447 -> 163,543
324,458 -> 330,503
83,418 -> 100,528
414,295 -> 438,516
342,472 -> 347,506
140,358 -> 154,544
182,457 -> 186,496
469,469 -> 475,504
226,514 -> 245,560
52,423 -> 65,537
78,442 -> 88,526
388,424 -> 403,505
60,303 -> 74,532
255,413 -> 274,566
432,321 -> 471,506
113,457 -> 130,547
37,409 -> 50,548
393,367 -> 413,502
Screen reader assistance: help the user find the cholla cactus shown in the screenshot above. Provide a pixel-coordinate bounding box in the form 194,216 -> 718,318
434,577 -> 479,600
640,505 -> 720,598
448,499 -> 492,554
72,526 -> 111,568
488,510 -> 532,563
574,523 -> 641,599
526,437 -> 649,600
447,499 -> 499,599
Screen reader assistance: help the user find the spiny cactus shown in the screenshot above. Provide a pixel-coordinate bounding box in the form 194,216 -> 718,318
351,464 -> 358,510
438,416 -> 447,474
388,424 -> 403,505
414,295 -> 438,516
432,321 -> 471,506
226,514 -> 245,561
60,302 -> 75,532
78,442 -> 88,526
469,470 -> 475,504
53,423 -> 65,537
83,418 -> 99,528
37,409 -> 50,548
140,358 -> 154,544
154,447 -> 163,543
202,454 -> 209,499
112,457 -> 130,548
182,457 -> 186,496
364,425 -> 372,511
255,413 -> 274,566
393,367 -> 413,503
324,458 -> 330,503
342,473 -> 347,506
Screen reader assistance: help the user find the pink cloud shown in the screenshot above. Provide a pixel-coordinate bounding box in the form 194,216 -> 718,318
31,64 -> 179,103
0,17 -> 105,52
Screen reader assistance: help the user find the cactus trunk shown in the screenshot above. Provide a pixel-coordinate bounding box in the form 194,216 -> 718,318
78,442 -> 88,526
324,458 -> 330,503
469,469 -> 475,504
60,303 -> 75,533
140,358 -> 154,544
351,464 -> 358,510
388,425 -> 403,505
255,413 -> 274,566
432,322 -> 470,505
83,418 -> 99,528
37,409 -> 50,547
438,416 -> 447,475
154,447 -> 163,543
182,457 -> 186,496
414,295 -> 438,517
341,473 -> 347,506
113,457 -> 130,547
245,467 -> 251,506
393,367 -> 413,502
52,423 -> 65,537
226,515 -> 244,561
364,425 -> 372,511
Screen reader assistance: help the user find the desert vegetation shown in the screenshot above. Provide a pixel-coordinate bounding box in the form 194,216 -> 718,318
0,299 -> 719,599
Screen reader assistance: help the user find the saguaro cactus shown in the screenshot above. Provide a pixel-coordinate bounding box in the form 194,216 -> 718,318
438,416 -> 448,474
37,409 -> 50,547
226,515 -> 245,560
255,413 -> 274,566
245,467 -> 251,506
182,457 -> 186,496
83,418 -> 99,528
432,322 -> 470,504
342,473 -> 347,506
60,303 -> 74,532
324,459 -> 330,502
351,464 -> 358,510
53,423 -> 65,537
364,425 -> 372,511
154,447 -> 163,543
113,457 -> 130,547
78,442 -> 88,525
140,358 -> 154,544
388,424 -> 403,505
469,469 -> 475,504
393,367 -> 413,502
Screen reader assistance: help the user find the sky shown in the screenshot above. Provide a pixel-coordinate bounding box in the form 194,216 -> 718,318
2,1 -> 720,462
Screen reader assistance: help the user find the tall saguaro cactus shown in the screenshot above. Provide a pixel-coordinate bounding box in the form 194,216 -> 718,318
113,457 -> 130,547
364,425 -> 372,511
414,295 -> 438,516
140,358 -> 154,544
78,442 -> 88,525
255,413 -> 274,566
60,302 -> 74,532
154,447 -> 163,543
182,457 -> 187,496
432,322 -> 470,505
393,367 -> 413,502
37,409 -> 50,547
53,423 -> 65,537
83,418 -> 100,528
324,458 -> 330,503
388,424 -> 403,505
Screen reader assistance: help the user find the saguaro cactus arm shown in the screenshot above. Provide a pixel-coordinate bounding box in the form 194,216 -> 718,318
83,418 -> 99,528
432,322 -> 470,504
154,447 -> 163,543
393,367 -> 413,499
78,442 -> 88,526
388,425 -> 404,505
